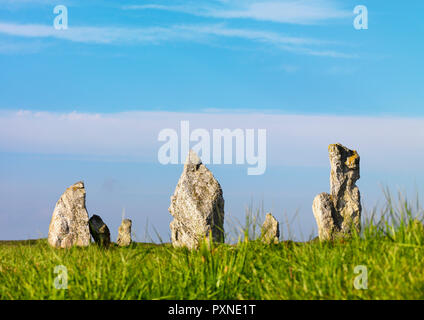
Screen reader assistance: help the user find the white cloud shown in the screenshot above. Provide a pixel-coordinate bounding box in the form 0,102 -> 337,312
1,110 -> 423,170
124,0 -> 351,25
179,24 -> 323,45
0,21 -> 354,57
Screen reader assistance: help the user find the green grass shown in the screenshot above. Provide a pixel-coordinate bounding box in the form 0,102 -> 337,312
1,191 -> 424,300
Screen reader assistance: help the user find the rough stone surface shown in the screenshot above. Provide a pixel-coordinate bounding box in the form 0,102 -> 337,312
312,193 -> 340,240
312,144 -> 361,240
89,215 -> 111,247
261,213 -> 280,244
329,143 -> 361,234
117,219 -> 132,247
169,150 -> 225,249
48,181 -> 91,248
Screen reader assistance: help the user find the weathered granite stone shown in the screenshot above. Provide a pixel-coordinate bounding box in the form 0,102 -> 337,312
169,150 -> 225,249
329,143 -> 361,235
89,215 -> 111,247
312,144 -> 361,240
48,181 -> 91,248
117,219 -> 132,247
312,193 -> 340,240
261,213 -> 280,244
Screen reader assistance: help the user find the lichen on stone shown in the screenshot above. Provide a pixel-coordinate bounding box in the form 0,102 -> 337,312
313,144 -> 361,240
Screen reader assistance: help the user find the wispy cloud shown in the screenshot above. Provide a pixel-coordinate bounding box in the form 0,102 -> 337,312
0,22 -> 187,44
0,39 -> 44,53
123,0 -> 352,25
0,21 -> 355,57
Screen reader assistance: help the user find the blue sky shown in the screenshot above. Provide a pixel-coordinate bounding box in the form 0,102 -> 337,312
0,0 -> 424,241
1,0 -> 423,115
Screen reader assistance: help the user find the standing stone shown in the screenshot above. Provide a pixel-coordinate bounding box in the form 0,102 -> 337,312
261,213 -> 280,244
89,215 -> 111,247
117,219 -> 132,247
48,181 -> 91,248
312,193 -> 340,241
329,143 -> 361,234
312,144 -> 361,240
169,150 -> 225,249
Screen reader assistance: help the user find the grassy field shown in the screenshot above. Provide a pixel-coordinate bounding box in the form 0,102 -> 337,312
1,192 -> 424,300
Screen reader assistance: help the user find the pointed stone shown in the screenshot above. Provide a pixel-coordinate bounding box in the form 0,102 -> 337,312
89,215 -> 111,247
48,181 -> 91,248
117,219 -> 132,247
261,213 -> 280,244
186,149 -> 202,166
169,150 -> 225,249
312,144 -> 362,240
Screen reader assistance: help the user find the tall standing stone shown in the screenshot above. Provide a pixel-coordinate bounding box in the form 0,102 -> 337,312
48,181 -> 91,248
312,144 -> 361,240
169,150 -> 225,249
261,213 -> 280,244
89,215 -> 111,247
117,219 -> 132,247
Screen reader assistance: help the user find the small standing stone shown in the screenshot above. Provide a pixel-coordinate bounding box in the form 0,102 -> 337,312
89,215 -> 111,247
261,213 -> 280,244
48,181 -> 91,248
117,219 -> 132,247
312,143 -> 362,240
169,150 -> 225,249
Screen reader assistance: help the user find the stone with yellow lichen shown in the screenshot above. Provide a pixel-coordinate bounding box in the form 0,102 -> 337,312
261,213 -> 280,244
312,143 -> 361,240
